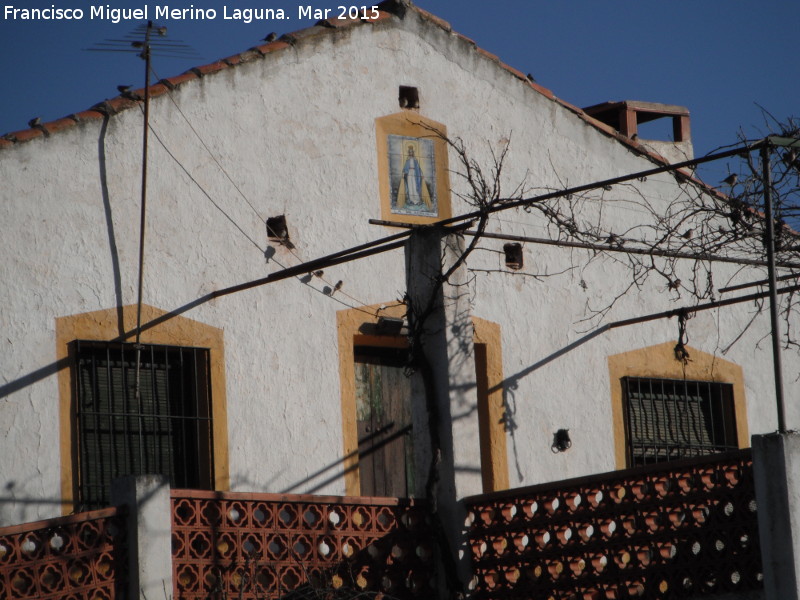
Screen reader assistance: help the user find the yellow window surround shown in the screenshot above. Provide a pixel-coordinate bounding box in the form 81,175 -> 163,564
607,341 -> 749,470
56,304 -> 229,513
337,304 -> 508,496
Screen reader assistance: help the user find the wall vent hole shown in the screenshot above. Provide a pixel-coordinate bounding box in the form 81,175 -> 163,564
504,243 -> 523,270
399,86 -> 419,109
267,215 -> 294,248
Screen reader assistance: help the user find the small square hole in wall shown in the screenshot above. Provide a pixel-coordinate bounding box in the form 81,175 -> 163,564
399,86 -> 419,110
504,243 -> 523,270
266,215 -> 293,247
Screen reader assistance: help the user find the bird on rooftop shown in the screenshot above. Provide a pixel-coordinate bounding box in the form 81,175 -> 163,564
28,117 -> 41,128
722,173 -> 738,187
526,73 -> 536,83
263,32 -> 278,42
117,85 -> 141,100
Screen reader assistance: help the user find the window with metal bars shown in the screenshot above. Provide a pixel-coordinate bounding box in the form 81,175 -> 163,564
622,377 -> 738,467
74,341 -> 213,509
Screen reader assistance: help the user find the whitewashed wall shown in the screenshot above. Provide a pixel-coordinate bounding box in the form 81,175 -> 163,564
0,9 -> 795,524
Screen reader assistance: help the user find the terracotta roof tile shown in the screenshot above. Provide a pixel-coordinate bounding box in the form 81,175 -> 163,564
147,83 -> 170,99
0,0 -> 714,205
192,61 -> 229,77
250,40 -> 291,57
529,81 -> 555,100
42,117 -> 79,135
6,128 -> 43,143
281,25 -> 330,43
320,16 -> 361,29
105,97 -> 138,113
476,47 -> 499,63
581,113 -> 619,137
367,10 -> 396,24
163,71 -> 199,88
72,110 -> 105,122
499,62 -> 527,82
415,7 -> 451,32
235,49 -> 262,63
454,32 -> 477,47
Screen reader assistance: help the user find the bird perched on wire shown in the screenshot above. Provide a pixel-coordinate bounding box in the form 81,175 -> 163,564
27,117 -> 41,128
263,32 -> 278,42
722,173 -> 738,187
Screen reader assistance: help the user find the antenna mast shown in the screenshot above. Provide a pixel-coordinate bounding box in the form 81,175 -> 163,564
86,22 -> 199,399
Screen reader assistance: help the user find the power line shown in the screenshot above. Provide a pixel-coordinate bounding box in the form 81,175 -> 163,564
147,123 -> 264,252
150,65 -> 265,222
149,65 -> 376,313
133,140 -> 790,338
374,141 -> 765,231
720,272 -> 800,294
459,229 -> 800,270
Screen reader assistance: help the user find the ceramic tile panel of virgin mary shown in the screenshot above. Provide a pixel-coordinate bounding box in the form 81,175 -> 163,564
388,135 -> 438,217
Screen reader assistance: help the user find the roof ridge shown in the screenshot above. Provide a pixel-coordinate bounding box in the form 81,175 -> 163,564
0,1 -> 726,203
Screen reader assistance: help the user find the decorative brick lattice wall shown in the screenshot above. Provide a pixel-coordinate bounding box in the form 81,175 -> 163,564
171,490 -> 436,599
0,507 -> 127,600
465,451 -> 761,599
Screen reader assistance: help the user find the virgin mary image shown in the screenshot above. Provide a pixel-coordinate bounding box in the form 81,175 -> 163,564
397,143 -> 433,210
389,136 -> 437,216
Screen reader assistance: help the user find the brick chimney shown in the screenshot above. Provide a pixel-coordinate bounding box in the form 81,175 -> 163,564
583,100 -> 693,164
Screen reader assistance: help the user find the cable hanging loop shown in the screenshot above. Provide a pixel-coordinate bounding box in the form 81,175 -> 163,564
674,308 -> 692,364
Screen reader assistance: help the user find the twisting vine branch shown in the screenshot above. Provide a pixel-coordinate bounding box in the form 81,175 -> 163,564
392,116 -> 800,598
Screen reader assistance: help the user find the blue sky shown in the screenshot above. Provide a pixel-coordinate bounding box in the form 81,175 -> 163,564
1,1 -> 797,184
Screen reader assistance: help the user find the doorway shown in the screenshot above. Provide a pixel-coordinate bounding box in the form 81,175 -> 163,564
354,345 -> 414,497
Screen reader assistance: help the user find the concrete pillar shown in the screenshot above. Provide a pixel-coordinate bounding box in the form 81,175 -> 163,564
752,432 -> 800,599
111,475 -> 173,600
405,228 -> 480,591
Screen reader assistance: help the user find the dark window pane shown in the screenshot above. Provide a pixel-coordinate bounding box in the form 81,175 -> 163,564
622,377 -> 737,467
75,341 -> 213,509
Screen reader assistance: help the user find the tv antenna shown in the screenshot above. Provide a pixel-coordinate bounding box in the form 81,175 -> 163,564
87,23 -> 200,399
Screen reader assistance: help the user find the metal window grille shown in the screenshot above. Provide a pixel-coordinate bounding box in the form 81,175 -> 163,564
622,377 -> 738,467
75,341 -> 213,510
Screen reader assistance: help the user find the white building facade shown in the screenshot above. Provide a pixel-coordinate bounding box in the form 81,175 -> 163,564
1,1 -> 796,529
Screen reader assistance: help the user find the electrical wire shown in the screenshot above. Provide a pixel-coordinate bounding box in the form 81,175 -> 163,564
151,66 -> 265,222
146,123 -> 265,252
148,66 -> 377,314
